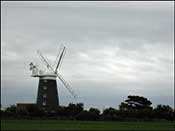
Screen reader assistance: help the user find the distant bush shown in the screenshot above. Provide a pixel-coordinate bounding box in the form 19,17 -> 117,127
153,104 -> 174,121
1,96 -> 174,121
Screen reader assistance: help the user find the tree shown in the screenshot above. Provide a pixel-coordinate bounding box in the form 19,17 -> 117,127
89,108 -> 100,115
76,111 -> 91,120
2,105 -> 17,118
103,107 -> 116,116
153,104 -> 174,120
119,95 -> 152,111
5,105 -> 17,113
75,108 -> 100,121
67,103 -> 84,117
88,108 -> 100,120
118,96 -> 153,120
101,107 -> 120,121
56,106 -> 68,117
76,103 -> 84,112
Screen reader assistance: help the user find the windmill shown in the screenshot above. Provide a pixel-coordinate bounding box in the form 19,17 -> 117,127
29,45 -> 76,111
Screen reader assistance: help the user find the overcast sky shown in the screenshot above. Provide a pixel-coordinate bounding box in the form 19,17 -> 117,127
1,1 -> 174,110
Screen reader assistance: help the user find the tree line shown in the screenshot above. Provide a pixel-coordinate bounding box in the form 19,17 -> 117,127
1,95 -> 174,121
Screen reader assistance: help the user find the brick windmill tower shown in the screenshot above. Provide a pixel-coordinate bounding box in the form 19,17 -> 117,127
29,45 -> 76,111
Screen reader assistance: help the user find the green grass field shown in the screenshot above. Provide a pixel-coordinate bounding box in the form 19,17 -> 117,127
1,120 -> 174,130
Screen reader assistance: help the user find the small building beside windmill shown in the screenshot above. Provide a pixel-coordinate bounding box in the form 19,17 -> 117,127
16,103 -> 36,111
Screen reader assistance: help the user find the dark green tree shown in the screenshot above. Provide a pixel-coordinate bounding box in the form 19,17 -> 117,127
153,104 -> 174,120
102,107 -> 120,121
76,111 -> 91,120
65,103 -> 84,117
76,103 -> 84,111
119,95 -> 152,111
88,108 -> 100,120
5,105 -> 17,113
119,96 -> 153,120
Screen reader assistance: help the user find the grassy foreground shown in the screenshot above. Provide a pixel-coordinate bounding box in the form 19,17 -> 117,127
1,120 -> 174,130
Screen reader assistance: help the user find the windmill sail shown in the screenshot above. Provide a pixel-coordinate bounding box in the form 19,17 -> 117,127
55,46 -> 66,73
56,73 -> 77,99
37,49 -> 54,71
53,44 -> 64,68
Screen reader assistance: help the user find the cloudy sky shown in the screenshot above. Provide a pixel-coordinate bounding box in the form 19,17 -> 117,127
1,1 -> 174,110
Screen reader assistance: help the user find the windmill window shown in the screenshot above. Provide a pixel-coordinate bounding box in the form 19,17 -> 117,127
42,101 -> 46,106
43,94 -> 47,98
43,86 -> 47,90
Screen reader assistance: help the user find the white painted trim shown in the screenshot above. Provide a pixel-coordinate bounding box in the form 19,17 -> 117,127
40,76 -> 56,80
